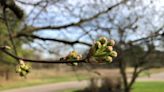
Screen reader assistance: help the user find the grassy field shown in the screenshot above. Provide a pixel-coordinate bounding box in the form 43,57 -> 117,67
0,68 -> 90,91
133,81 -> 164,92
1,68 -> 164,91
62,81 -> 164,92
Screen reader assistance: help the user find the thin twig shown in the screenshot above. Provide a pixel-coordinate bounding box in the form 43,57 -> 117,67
3,7 -> 19,60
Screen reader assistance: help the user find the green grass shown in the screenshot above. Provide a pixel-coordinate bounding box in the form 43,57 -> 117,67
62,81 -> 164,92
0,74 -> 89,91
1,68 -> 164,92
133,81 -> 164,92
60,89 -> 78,92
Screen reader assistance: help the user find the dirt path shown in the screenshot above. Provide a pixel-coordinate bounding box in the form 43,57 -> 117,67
2,72 -> 164,92
137,72 -> 164,81
1,80 -> 89,92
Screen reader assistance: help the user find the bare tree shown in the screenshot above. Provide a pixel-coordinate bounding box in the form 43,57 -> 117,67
0,0 -> 164,91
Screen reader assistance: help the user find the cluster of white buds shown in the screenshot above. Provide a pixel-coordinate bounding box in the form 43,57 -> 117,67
15,60 -> 31,77
90,37 -> 117,63
65,51 -> 82,66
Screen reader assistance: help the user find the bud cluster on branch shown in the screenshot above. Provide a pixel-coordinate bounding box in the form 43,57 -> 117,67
16,60 -> 31,77
65,51 -> 82,66
0,37 -> 117,77
89,37 -> 117,63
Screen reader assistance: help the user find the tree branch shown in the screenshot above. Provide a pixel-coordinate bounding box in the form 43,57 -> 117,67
16,33 -> 92,46
130,26 -> 164,44
0,46 -> 87,64
22,0 -> 127,33
128,65 -> 139,89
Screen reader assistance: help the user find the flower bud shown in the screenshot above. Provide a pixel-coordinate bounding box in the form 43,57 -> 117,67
16,67 -> 21,73
4,46 -> 11,49
77,55 -> 82,60
99,37 -> 107,44
107,39 -> 115,46
95,41 -> 102,49
24,65 -> 29,70
107,46 -> 113,52
20,71 -> 27,77
20,64 -> 26,69
70,51 -> 78,58
105,56 -> 113,62
19,60 -> 24,64
109,51 -> 117,58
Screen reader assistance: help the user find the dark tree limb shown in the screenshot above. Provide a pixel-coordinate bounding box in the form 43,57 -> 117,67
127,65 -> 139,90
0,46 -> 87,64
22,0 -> 127,33
16,33 -> 92,46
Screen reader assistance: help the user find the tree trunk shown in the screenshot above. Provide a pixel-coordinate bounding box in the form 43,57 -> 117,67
5,69 -> 10,81
124,88 -> 131,92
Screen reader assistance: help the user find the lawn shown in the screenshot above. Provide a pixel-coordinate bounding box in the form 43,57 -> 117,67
1,68 -> 164,92
62,81 -> 164,92
133,81 -> 164,92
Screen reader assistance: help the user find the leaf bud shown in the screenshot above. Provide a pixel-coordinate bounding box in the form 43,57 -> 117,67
105,56 -> 113,63
107,39 -> 115,46
107,46 -> 113,52
109,51 -> 117,58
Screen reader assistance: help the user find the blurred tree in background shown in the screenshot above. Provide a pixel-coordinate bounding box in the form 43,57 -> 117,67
0,0 -> 164,92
